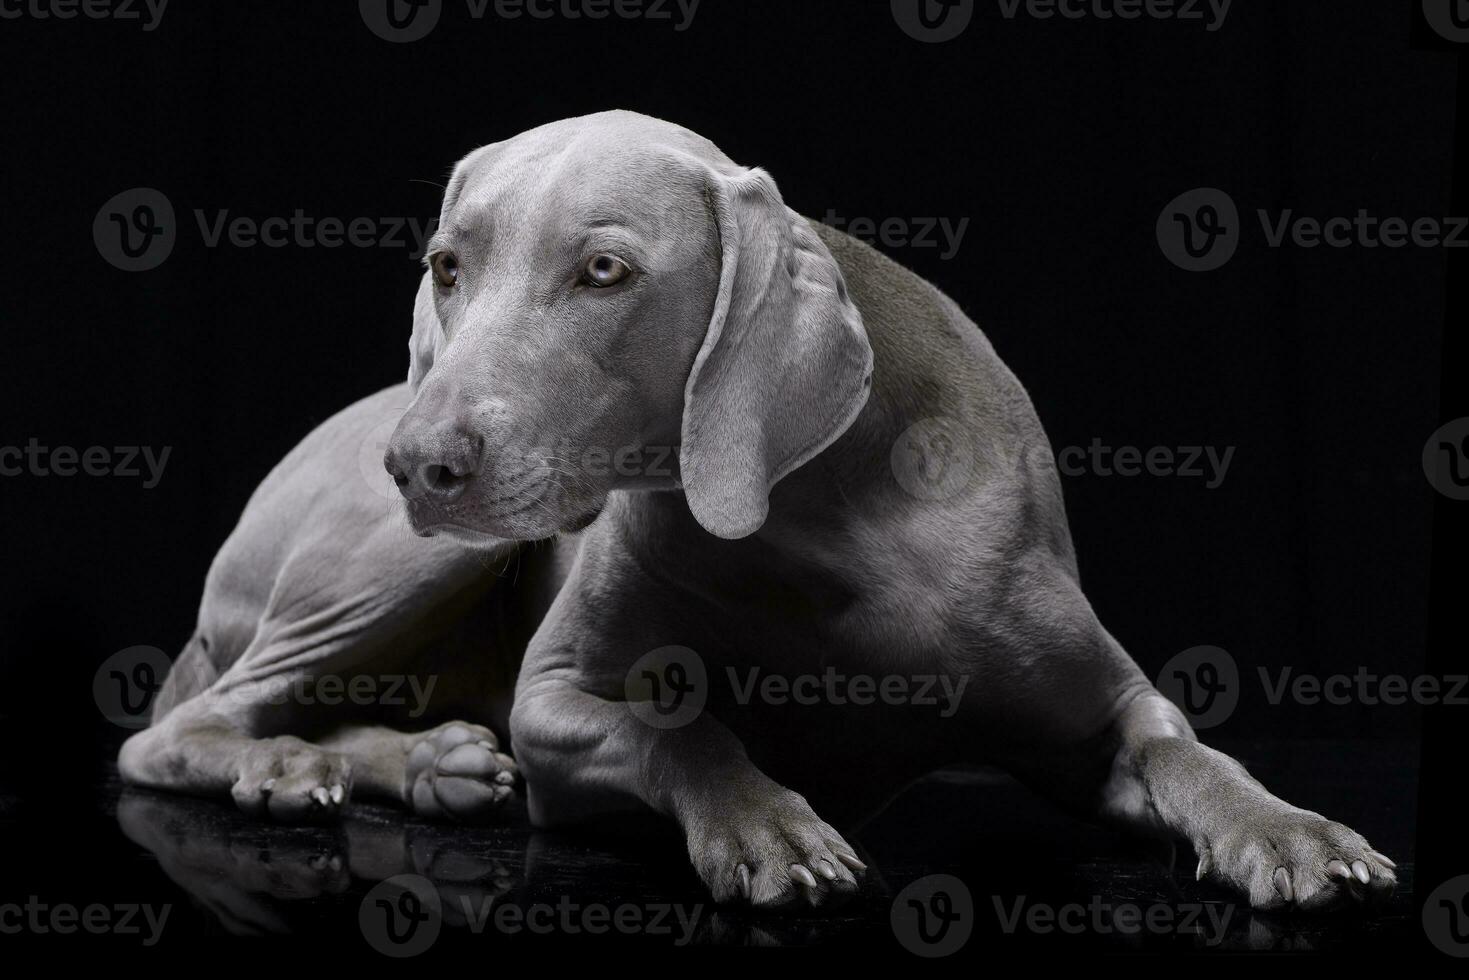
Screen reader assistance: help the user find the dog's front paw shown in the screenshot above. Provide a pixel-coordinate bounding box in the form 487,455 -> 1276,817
685,788 -> 865,909
404,722 -> 518,822
1199,807 -> 1397,910
231,736 -> 352,823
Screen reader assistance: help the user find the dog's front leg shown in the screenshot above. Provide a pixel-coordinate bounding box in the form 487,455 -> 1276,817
970,567 -> 1397,912
509,538 -> 864,908
513,677 -> 863,907
1100,683 -> 1398,910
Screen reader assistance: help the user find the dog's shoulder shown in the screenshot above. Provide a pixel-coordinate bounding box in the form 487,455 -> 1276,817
807,218 -> 957,330
807,217 -> 1034,440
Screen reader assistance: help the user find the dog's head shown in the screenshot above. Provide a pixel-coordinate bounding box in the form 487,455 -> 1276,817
386,110 -> 872,542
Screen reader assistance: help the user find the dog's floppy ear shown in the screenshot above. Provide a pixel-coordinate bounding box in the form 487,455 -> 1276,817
407,272 -> 441,391
680,167 -> 873,539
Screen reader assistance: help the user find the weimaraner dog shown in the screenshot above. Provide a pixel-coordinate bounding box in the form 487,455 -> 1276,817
119,110 -> 1396,912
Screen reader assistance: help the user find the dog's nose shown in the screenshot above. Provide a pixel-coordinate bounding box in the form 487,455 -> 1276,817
384,422 -> 483,504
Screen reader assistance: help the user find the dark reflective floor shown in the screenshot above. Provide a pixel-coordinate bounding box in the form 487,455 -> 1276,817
1,738 -> 1419,957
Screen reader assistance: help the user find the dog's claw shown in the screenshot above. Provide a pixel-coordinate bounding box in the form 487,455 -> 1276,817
1196,852 -> 1212,881
790,865 -> 818,889
1370,851 -> 1396,870
1273,867 -> 1293,902
816,860 -> 838,881
836,851 -> 866,873
1351,860 -> 1370,884
311,787 -> 330,807
1326,860 -> 1352,880
736,864 -> 751,900
329,784 -> 345,805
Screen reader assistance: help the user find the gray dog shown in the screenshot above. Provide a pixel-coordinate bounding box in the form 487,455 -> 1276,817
119,111 -> 1396,912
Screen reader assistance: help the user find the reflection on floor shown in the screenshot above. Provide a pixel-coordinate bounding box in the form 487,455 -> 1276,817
77,738 -> 1419,954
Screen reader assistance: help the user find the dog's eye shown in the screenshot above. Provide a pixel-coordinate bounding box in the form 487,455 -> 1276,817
430,251 -> 459,288
583,254 -> 630,288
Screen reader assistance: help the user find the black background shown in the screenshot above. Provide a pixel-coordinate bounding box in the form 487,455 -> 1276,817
0,0 -> 1464,961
